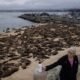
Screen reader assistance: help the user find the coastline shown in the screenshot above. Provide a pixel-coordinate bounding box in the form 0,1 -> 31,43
0,23 -> 80,80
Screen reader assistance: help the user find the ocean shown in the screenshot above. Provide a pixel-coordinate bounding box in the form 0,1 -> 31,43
0,11 -> 68,32
0,12 -> 36,32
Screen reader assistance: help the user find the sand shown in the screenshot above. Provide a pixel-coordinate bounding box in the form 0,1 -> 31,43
1,47 -> 80,80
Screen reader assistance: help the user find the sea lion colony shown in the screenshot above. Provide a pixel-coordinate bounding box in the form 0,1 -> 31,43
0,23 -> 80,77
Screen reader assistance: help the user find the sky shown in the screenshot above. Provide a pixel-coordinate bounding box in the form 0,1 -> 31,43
0,0 -> 80,10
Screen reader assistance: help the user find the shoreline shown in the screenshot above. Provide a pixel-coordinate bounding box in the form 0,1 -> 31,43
0,23 -> 80,80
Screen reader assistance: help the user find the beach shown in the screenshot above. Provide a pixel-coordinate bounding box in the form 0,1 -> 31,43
0,23 -> 80,80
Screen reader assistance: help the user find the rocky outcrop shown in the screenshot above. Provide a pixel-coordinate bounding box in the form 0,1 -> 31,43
19,13 -> 51,23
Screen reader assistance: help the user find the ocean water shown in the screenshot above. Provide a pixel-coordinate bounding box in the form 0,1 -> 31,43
0,12 -> 36,32
0,11 -> 68,32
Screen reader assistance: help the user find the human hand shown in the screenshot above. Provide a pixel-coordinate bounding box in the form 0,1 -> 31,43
42,66 -> 46,71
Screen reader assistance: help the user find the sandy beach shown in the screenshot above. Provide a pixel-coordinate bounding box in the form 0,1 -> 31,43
0,23 -> 80,80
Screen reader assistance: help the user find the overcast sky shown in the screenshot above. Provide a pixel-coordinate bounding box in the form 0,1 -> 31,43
0,0 -> 80,10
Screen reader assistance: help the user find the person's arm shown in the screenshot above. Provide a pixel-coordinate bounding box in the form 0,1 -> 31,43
45,56 -> 64,71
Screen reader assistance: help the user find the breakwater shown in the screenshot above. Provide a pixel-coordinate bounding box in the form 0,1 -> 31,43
19,12 -> 80,24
